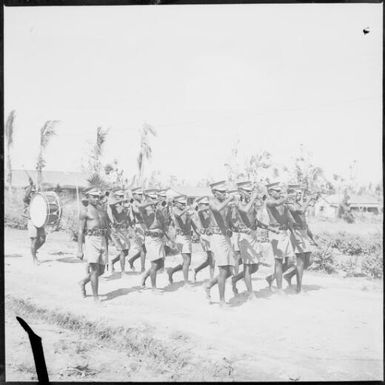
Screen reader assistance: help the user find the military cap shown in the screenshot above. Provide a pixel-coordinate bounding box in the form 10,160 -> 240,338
131,187 -> 143,195
144,189 -> 158,198
236,181 -> 253,192
266,182 -> 281,191
114,189 -> 126,197
209,180 -> 227,191
287,184 -> 302,192
173,195 -> 188,204
86,187 -> 102,197
158,189 -> 168,198
198,196 -> 210,205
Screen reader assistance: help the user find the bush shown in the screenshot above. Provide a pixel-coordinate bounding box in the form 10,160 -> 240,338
362,254 -> 383,279
309,247 -> 336,274
316,231 -> 382,256
4,214 -> 27,230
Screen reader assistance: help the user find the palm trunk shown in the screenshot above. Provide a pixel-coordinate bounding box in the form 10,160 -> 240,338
6,152 -> 12,188
139,160 -> 144,187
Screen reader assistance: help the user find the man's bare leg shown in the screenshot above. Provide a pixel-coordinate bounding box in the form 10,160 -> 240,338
127,251 -> 140,270
110,251 -> 124,272
205,274 -> 219,300
119,250 -> 128,273
275,259 -> 284,290
231,269 -> 244,295
283,265 -> 296,286
295,254 -> 305,293
209,255 -> 215,280
182,253 -> 191,283
141,267 -> 151,287
194,251 -> 213,281
218,266 -> 232,305
244,264 -> 259,297
140,248 -> 146,273
304,252 -> 312,269
30,238 -> 39,265
167,263 -> 182,284
265,263 -> 276,289
78,263 -> 90,297
234,251 -> 241,275
150,259 -> 163,288
89,263 -> 100,301
35,235 -> 46,253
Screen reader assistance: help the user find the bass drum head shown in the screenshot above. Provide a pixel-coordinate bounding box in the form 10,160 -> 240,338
30,194 -> 48,228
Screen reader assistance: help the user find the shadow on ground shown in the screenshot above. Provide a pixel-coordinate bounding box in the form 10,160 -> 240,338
102,271 -> 140,281
229,287 -> 274,307
284,284 -> 322,295
102,286 -> 144,302
56,256 -> 83,264
161,281 -> 202,293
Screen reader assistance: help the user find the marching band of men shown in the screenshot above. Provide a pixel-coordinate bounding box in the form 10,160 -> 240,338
71,180 -> 319,303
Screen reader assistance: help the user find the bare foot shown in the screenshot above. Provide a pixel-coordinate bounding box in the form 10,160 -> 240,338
231,279 -> 239,295
284,275 -> 292,287
276,289 -> 286,296
93,296 -> 101,303
247,292 -> 256,301
265,275 -> 273,290
204,285 -> 211,300
193,269 -> 198,282
167,268 -> 173,284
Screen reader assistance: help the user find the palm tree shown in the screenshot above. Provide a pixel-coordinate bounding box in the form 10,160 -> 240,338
5,110 -> 16,188
86,126 -> 109,189
137,123 -> 157,186
36,120 -> 60,190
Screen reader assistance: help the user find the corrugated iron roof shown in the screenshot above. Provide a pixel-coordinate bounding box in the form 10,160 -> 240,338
9,169 -> 89,188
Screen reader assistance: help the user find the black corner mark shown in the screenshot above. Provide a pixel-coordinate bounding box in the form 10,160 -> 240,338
16,317 -> 50,384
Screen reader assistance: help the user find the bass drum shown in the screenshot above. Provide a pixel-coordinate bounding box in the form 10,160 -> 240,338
29,191 -> 62,229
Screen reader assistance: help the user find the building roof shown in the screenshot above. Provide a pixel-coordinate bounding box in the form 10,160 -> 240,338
9,169 -> 89,189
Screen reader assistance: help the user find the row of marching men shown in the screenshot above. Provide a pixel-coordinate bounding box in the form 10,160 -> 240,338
77,180 -> 320,304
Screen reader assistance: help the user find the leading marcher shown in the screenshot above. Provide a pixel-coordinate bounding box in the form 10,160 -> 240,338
139,189 -> 168,289
77,188 -> 110,302
283,185 -> 319,292
204,181 -> 235,306
264,182 -> 296,293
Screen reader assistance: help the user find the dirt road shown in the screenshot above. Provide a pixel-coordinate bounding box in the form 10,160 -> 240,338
4,228 -> 383,381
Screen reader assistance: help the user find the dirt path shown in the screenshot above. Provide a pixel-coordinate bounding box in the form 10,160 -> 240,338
4,228 -> 383,381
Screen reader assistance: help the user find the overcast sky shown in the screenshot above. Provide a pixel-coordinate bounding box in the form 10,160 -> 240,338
4,4 -> 383,185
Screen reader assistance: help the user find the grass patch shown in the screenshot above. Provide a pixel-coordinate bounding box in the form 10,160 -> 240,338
5,295 -> 232,381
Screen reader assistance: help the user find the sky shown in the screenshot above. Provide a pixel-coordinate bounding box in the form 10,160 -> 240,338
4,3 -> 383,186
